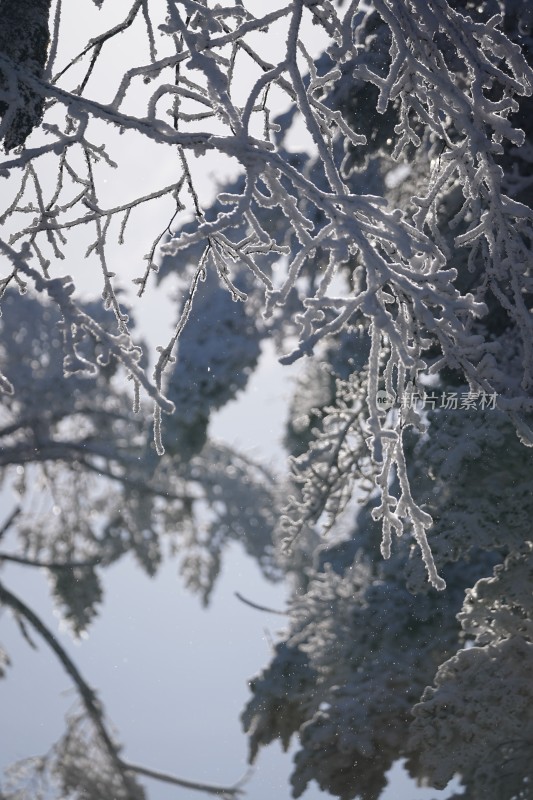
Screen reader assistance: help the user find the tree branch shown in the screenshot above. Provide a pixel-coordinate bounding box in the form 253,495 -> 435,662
0,506 -> 21,539
0,552 -> 100,569
123,761 -> 246,799
0,580 -> 245,799
234,592 -> 287,616
0,579 -> 132,795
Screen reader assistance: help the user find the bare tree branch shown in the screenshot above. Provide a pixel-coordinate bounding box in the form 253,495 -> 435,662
0,580 -> 245,799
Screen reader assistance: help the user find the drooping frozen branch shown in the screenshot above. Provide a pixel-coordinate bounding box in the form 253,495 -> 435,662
2,0 -> 533,588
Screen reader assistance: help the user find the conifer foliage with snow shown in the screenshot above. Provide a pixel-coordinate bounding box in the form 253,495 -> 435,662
1,0 -> 533,798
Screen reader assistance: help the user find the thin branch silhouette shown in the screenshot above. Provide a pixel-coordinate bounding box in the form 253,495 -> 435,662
0,580 -> 245,799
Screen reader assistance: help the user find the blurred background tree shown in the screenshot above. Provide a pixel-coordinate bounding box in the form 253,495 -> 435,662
1,1 -> 533,798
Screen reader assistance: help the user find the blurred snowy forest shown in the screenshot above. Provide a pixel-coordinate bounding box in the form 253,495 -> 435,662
1,0 -> 533,798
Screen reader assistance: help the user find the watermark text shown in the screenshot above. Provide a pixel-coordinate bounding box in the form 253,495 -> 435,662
375,390 -> 497,412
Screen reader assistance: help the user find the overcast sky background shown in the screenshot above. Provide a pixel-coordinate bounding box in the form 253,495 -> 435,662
1,2 -> 461,798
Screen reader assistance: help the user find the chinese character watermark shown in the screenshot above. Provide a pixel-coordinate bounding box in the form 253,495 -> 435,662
376,390 -> 497,412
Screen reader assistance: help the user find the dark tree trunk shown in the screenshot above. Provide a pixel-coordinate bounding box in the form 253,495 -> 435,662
0,0 -> 52,150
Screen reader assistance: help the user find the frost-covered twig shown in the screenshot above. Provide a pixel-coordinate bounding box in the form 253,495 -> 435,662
0,239 -> 174,414
2,0 -> 533,590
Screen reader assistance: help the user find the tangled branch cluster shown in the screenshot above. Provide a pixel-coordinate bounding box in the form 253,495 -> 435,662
1,0 -> 533,576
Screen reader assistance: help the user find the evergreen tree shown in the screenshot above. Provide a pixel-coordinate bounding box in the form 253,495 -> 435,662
1,1 -> 533,798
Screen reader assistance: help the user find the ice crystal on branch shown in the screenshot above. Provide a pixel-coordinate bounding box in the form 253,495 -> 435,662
2,1 -> 533,798
1,0 -> 532,585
